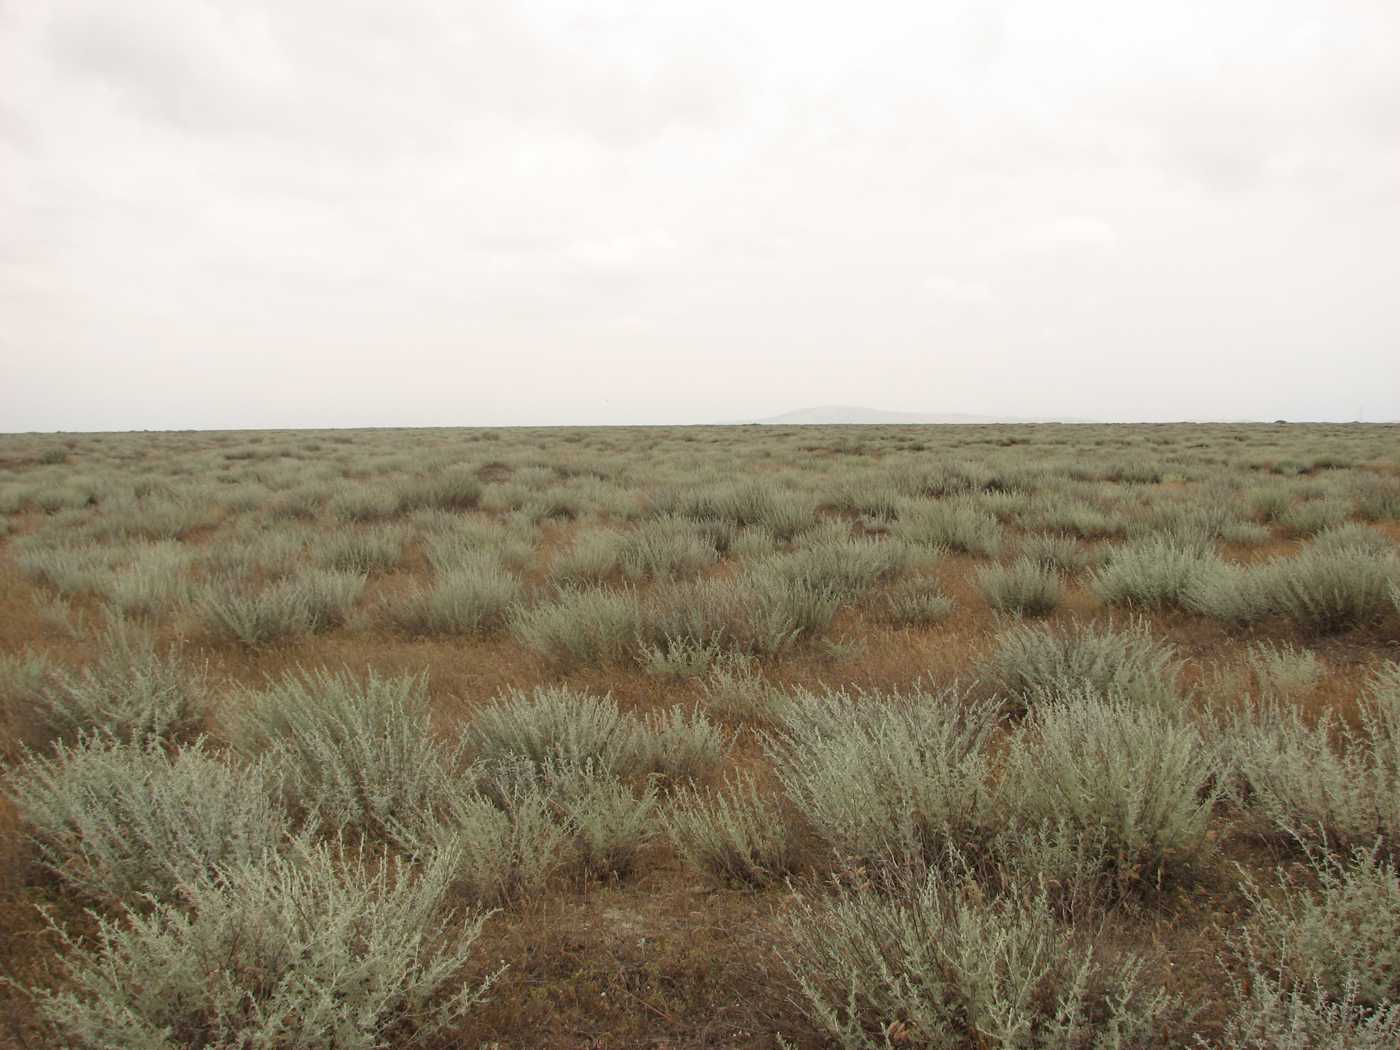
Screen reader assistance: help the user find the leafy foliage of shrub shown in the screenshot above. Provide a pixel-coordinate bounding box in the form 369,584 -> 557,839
666,772 -> 796,887
231,668 -> 452,838
998,691 -> 1217,890
980,621 -> 1185,715
978,557 -> 1063,615
781,863 -> 1176,1050
31,842 -> 498,1050
763,689 -> 1001,869
8,736 -> 289,904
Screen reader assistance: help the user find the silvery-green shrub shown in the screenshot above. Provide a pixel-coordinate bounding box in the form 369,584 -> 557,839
231,668 -> 452,838
8,735 -> 290,905
31,841 -> 499,1050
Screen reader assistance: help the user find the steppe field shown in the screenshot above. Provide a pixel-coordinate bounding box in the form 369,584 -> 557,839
3,421 -> 1400,1050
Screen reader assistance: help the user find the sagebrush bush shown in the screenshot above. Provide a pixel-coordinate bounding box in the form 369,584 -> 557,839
1020,532 -> 1092,572
763,689 -> 1001,869
1258,547 -> 1398,634
199,577 -> 316,646
31,842 -> 499,1050
1222,668 -> 1400,851
509,586 -> 643,668
998,691 -> 1217,890
769,536 -> 913,599
638,633 -> 722,678
1309,523 -> 1395,557
1280,497 -> 1351,538
878,578 -> 955,626
641,704 -> 730,784
898,498 -> 1003,556
7,736 -> 290,904
231,668 -> 452,838
551,761 -> 658,878
0,651 -> 55,757
781,864 -> 1175,1050
617,516 -> 718,580
548,529 -> 624,586
36,621 -> 206,744
317,526 -> 406,574
1239,845 -> 1400,1008
1210,974 -> 1400,1050
978,557 -> 1063,615
396,469 -> 482,512
666,772 -> 796,887
390,774 -> 569,905
468,687 -> 649,779
699,654 -> 780,722
1089,537 -> 1220,609
385,558 -> 522,635
468,687 -> 725,785
980,620 -> 1185,715
1244,640 -> 1324,698
329,483 -> 399,523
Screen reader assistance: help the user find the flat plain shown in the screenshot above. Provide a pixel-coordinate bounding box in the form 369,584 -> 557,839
2,422 -> 1399,1049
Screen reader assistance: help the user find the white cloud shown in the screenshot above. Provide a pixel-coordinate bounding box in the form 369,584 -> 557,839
2,0 -> 1398,429
923,274 -> 995,305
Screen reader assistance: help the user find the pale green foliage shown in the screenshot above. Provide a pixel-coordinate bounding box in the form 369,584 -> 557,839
666,772 -> 796,887
551,761 -> 658,877
981,621 -> 1185,715
879,578 -> 956,626
699,653 -> 780,721
677,482 -> 818,542
386,558 -> 522,635
510,586 -> 643,668
617,515 -> 718,580
32,842 -> 499,1050
231,668 -> 452,838
781,865 -> 1175,1050
198,570 -> 365,646
329,483 -> 399,522
1260,547 -> 1398,634
1309,523 -> 1395,557
1020,532 -> 1092,572
978,557 -> 1063,616
468,687 -> 726,784
7,736 -> 289,904
38,621 -> 206,744
1244,641 -> 1324,698
1089,537 -> 1220,608
1210,975 -> 1400,1050
898,498 -> 1004,556
1221,703 -> 1383,850
763,689 -> 1001,868
317,526 -> 406,574
100,540 -> 194,617
638,634 -> 722,678
999,691 -> 1217,888
390,774 -> 569,905
1280,498 -> 1351,538
296,568 -> 367,628
1240,846 -> 1400,1008
1219,519 -> 1271,546
468,686 -> 649,779
769,536 -> 913,598
548,528 -> 624,585
396,469 -> 482,512
642,571 -> 842,658
641,703 -> 729,784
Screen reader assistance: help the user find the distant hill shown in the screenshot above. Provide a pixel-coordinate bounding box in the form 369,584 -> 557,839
748,405 -> 1076,425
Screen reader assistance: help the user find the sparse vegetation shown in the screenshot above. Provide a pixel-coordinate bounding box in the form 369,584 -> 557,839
2,422 -> 1398,1047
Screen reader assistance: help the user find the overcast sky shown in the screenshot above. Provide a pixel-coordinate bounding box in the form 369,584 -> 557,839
3,1 -> 1398,431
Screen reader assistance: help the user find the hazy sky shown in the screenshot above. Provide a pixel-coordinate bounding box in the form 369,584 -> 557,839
3,1 -> 1398,430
